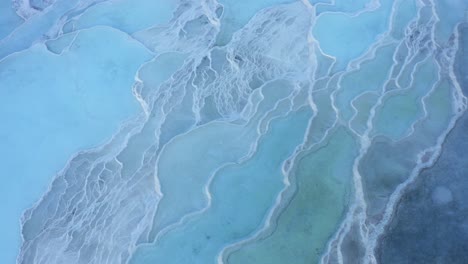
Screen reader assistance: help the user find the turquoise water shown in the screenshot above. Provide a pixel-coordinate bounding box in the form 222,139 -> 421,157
0,25 -> 152,263
0,0 -> 467,263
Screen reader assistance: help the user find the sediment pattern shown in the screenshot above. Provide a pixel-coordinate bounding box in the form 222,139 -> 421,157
1,0 -> 467,263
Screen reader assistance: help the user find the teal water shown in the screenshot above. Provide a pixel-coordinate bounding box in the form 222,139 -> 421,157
0,0 -> 467,263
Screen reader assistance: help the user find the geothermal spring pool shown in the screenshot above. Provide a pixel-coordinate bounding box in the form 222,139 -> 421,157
1,0 -> 468,263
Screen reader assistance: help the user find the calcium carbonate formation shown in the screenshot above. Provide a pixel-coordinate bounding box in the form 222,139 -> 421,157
0,0 -> 467,263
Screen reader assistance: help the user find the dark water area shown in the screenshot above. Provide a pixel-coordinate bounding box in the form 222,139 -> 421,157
378,22 -> 468,264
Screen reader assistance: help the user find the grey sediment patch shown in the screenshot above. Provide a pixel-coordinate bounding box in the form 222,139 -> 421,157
377,21 -> 468,264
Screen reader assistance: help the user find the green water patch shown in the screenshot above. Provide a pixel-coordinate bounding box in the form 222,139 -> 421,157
418,79 -> 456,137
373,58 -> 438,141
130,107 -> 312,264
361,70 -> 455,222
226,127 -> 357,264
402,78 -> 456,151
349,92 -> 379,135
305,83 -> 337,147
